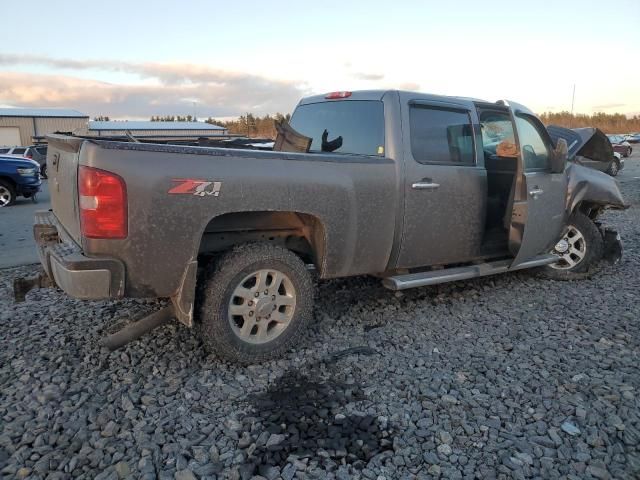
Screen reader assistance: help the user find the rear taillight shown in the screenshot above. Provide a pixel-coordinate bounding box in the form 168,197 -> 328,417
25,153 -> 33,159
78,166 -> 127,239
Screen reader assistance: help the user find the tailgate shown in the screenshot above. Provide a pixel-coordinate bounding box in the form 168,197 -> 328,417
45,135 -> 84,244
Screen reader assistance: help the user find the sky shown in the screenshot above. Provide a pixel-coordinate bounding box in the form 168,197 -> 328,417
1,0 -> 639,120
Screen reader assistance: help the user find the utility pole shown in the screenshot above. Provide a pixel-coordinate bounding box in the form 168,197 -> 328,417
193,101 -> 197,121
570,84 -> 576,127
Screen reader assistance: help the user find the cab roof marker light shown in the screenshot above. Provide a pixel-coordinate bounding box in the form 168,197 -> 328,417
325,91 -> 352,99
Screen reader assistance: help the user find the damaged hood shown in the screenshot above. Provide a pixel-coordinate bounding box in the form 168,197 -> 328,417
547,125 -> 614,163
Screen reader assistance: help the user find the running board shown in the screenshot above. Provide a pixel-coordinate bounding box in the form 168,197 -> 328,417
382,254 -> 557,291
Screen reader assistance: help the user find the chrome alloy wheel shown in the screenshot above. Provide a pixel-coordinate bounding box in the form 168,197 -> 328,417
550,226 -> 587,270
228,269 -> 296,344
0,185 -> 12,207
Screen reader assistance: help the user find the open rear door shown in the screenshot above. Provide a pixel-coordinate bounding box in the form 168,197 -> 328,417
503,101 -> 568,267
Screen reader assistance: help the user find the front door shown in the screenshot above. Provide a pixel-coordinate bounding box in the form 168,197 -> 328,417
396,101 -> 486,268
505,101 -> 568,267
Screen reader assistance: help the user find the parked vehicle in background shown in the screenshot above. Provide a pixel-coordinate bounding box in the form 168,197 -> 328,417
548,126 -> 624,176
0,145 -> 49,178
607,134 -> 632,157
625,133 -> 640,144
0,154 -> 41,206
17,91 -> 627,363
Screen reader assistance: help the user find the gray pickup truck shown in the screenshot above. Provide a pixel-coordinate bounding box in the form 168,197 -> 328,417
18,90 -> 626,363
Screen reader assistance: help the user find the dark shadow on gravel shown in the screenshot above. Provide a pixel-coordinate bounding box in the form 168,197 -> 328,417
238,366 -> 394,476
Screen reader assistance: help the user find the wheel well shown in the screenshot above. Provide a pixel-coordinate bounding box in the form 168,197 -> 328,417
198,211 -> 326,270
0,176 -> 16,188
575,201 -> 604,220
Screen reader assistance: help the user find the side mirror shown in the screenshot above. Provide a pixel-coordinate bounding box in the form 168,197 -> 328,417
551,138 -> 568,173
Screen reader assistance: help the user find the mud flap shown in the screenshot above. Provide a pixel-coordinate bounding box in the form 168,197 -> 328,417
601,228 -> 623,265
13,271 -> 54,302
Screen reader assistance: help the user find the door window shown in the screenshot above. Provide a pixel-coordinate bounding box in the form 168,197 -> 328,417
409,106 -> 475,165
514,115 -> 551,171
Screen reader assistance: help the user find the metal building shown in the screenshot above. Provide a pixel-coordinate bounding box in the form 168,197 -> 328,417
0,108 -> 89,146
88,120 -> 227,138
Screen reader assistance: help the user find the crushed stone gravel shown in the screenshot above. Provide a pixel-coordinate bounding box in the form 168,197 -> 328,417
1,164 -> 639,479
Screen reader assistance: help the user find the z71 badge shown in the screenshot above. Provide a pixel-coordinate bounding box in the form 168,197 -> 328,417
168,179 -> 222,197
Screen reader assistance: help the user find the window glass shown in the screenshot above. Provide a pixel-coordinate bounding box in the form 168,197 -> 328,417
289,100 -> 385,156
515,115 -> 550,170
12,147 -> 26,154
409,106 -> 475,165
480,113 -> 515,155
0,148 -> 9,154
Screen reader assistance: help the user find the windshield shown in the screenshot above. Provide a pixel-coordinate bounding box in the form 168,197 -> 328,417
289,100 -> 385,156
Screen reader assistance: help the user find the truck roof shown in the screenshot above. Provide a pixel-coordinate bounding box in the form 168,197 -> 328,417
298,90 -> 490,107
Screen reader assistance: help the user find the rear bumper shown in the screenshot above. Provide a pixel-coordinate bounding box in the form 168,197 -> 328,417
34,211 -> 125,299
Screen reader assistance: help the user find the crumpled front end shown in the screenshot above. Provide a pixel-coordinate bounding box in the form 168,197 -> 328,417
566,162 -> 627,213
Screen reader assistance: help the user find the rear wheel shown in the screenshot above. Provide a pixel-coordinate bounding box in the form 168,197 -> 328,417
626,147 -> 632,157
40,164 -> 47,179
198,243 -> 314,363
0,180 -> 16,207
539,212 -> 604,280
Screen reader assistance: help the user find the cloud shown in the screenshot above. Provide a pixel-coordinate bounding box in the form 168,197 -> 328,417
0,54 -> 308,117
352,72 -> 385,81
592,103 -> 626,110
397,82 -> 420,91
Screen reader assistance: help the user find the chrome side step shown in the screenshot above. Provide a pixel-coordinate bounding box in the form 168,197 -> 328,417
382,254 -> 557,291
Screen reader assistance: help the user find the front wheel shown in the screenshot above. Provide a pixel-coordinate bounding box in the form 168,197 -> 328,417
539,212 -> 604,280
198,243 -> 314,363
607,160 -> 620,176
626,147 -> 632,157
0,180 -> 16,207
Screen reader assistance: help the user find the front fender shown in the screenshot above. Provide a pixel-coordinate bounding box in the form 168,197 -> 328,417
566,163 -> 627,213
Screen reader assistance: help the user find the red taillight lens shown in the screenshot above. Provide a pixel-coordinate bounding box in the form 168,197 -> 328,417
78,166 -> 127,239
25,153 -> 33,159
325,91 -> 352,99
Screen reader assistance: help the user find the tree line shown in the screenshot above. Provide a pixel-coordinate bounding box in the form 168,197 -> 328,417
203,113 -> 291,138
130,110 -> 639,138
539,111 -> 640,134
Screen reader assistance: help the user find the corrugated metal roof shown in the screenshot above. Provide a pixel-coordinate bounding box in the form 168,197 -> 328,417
0,107 -> 88,118
88,121 -> 225,131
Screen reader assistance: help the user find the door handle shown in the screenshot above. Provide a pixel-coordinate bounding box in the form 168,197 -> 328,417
412,181 -> 440,190
529,187 -> 544,198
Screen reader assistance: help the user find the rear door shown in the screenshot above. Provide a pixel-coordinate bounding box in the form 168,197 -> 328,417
396,98 -> 486,268
505,101 -> 567,266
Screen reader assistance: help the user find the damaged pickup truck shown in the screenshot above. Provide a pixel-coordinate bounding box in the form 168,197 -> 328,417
16,90 -> 627,363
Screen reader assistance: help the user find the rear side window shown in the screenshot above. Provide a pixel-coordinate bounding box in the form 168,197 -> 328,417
289,100 -> 385,156
12,147 -> 26,155
410,106 -> 475,165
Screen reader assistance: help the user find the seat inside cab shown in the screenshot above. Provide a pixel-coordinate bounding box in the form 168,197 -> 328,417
478,109 -> 518,255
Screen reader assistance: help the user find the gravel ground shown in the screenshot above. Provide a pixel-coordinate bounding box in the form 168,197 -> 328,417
1,162 -> 639,479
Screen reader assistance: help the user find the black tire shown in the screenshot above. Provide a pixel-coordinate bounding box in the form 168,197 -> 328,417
198,243 -> 314,363
539,212 -> 604,280
0,179 -> 16,207
40,164 -> 47,179
627,147 -> 632,157
607,160 -> 620,176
